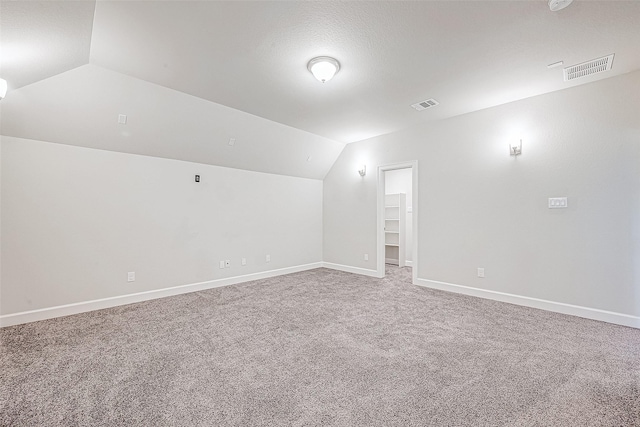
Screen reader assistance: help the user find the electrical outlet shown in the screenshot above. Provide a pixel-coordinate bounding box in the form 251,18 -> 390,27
225,260 -> 230,268
241,258 -> 247,266
127,272 -> 135,282
477,268 -> 485,278
548,197 -> 568,209
364,254 -> 369,261
219,261 -> 225,269
266,254 -> 271,263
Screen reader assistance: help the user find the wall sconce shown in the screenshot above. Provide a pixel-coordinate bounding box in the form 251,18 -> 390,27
358,165 -> 367,177
0,78 -> 7,100
510,139 -> 522,156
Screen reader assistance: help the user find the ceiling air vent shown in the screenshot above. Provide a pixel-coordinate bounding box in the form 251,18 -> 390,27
411,98 -> 439,111
563,54 -> 614,81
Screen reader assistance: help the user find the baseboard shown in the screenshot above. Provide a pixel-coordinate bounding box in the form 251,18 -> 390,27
0,262 -> 323,328
322,262 -> 383,278
415,278 -> 640,329
385,259 -> 412,267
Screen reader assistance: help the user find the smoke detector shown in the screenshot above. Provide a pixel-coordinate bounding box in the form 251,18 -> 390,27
563,54 -> 615,81
548,0 -> 573,11
411,98 -> 439,111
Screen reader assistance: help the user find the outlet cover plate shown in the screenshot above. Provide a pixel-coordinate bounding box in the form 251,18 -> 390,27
549,197 -> 568,209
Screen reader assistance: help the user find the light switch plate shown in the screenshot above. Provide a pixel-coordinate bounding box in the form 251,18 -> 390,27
548,197 -> 568,209
127,272 -> 135,282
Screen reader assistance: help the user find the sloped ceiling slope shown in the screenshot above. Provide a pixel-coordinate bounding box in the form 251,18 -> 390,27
0,1 -> 95,90
0,64 -> 344,180
0,0 -> 344,179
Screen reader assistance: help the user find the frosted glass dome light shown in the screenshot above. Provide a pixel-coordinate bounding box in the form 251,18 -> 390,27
548,0 -> 573,11
307,56 -> 340,83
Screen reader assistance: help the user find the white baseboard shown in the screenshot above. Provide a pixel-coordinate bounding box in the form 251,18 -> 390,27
385,259 -> 412,267
6,264 -> 635,330
415,278 -> 640,329
0,262 -> 323,328
322,262 -> 383,278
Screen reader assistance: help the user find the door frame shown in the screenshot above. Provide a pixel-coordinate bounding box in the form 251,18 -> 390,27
377,161 -> 419,283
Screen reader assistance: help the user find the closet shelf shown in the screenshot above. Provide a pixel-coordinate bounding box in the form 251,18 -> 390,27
384,193 -> 406,267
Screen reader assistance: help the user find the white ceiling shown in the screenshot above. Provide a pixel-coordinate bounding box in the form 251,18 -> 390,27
2,1 -> 640,145
0,1 -> 95,90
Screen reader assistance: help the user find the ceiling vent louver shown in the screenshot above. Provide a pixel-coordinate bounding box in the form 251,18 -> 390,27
563,54 -> 614,81
411,98 -> 439,111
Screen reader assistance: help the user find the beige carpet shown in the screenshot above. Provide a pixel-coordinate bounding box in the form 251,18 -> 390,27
1,266 -> 639,426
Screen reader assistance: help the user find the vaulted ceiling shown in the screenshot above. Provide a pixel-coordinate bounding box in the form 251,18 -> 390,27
2,1 -> 639,176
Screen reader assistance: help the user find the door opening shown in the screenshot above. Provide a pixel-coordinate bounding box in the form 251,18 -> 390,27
377,162 -> 418,282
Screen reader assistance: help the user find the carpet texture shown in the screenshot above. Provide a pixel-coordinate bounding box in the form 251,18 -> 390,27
1,267 -> 639,426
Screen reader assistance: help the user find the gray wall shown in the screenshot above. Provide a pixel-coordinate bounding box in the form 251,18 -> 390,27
324,71 -> 640,316
1,136 -> 323,315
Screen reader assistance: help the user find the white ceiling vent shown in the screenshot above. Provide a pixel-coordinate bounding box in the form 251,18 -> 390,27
563,54 -> 614,81
411,98 -> 439,111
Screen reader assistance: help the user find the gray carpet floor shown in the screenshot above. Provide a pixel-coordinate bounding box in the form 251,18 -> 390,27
1,266 -> 639,426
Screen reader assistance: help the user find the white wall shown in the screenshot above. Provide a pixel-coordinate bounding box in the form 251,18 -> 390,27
324,71 -> 640,322
385,168 -> 412,263
1,136 -> 323,317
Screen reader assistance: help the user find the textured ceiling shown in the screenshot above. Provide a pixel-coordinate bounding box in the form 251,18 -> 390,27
0,1 -> 95,90
2,1 -> 640,145
88,1 -> 640,143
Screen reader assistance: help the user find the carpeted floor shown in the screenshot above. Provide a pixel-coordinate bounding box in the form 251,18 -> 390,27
1,266 -> 639,426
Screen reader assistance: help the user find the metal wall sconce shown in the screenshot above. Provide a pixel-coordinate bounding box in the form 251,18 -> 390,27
358,165 -> 367,177
0,78 -> 7,100
510,139 -> 522,156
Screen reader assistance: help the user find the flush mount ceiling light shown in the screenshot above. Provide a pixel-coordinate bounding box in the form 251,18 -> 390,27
548,0 -> 573,11
307,56 -> 340,83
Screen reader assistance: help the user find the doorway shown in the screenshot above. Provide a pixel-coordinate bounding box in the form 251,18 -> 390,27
377,162 -> 418,283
